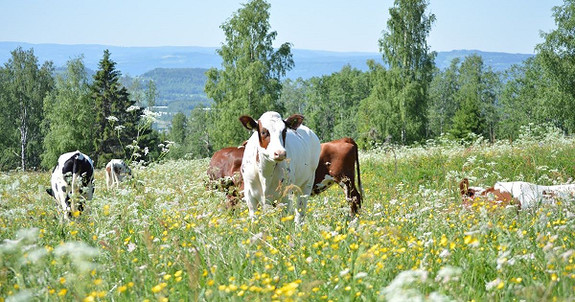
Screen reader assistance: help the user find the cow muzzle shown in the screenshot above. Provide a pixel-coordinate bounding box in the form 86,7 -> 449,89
273,150 -> 286,161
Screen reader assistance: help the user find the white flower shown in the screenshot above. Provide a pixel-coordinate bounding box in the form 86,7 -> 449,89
106,116 -> 119,122
485,278 -> 502,291
126,105 -> 140,112
435,266 -> 462,284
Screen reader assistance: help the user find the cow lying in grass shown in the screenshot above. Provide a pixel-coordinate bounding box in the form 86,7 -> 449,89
46,150 -> 94,216
105,159 -> 132,189
207,137 -> 363,216
459,178 -> 575,209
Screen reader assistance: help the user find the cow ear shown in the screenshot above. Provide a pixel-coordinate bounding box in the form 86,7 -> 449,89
285,114 -> 304,130
239,116 -> 258,131
459,178 -> 469,196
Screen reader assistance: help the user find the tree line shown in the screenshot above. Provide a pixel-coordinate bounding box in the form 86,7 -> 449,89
2,0 -> 575,170
0,49 -> 162,171
168,0 -> 575,158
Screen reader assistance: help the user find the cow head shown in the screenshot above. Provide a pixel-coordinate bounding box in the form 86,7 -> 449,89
240,112 -> 304,162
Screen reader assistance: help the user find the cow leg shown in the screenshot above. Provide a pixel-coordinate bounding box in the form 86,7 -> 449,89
112,170 -> 120,187
294,181 -> 314,224
105,167 -> 112,189
56,188 -> 69,214
244,190 -> 259,220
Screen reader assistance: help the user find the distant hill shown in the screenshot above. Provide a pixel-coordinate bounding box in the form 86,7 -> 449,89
0,42 -> 532,79
0,42 -> 535,128
139,68 -> 210,107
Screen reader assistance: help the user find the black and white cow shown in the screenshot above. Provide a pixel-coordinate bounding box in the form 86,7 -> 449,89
46,151 -> 95,215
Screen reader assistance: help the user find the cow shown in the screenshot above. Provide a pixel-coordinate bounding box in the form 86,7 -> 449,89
240,111 -> 321,223
46,150 -> 95,216
459,178 -> 575,209
105,159 -> 132,189
207,138 -> 364,215
313,137 -> 363,215
207,144 -> 246,207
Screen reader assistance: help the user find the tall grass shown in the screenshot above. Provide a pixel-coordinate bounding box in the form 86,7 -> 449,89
1,126 -> 575,301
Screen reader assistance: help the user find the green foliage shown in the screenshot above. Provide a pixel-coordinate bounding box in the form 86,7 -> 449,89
302,65 -> 370,142
0,47 -> 54,170
90,50 -> 158,167
536,0 -> 575,133
499,57 -> 556,139
448,55 -> 500,141
42,56 -> 95,169
205,0 -> 294,150
427,59 -> 460,136
169,112 -> 187,144
368,0 -> 436,144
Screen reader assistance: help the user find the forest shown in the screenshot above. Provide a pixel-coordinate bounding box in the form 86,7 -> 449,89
0,0 -> 574,171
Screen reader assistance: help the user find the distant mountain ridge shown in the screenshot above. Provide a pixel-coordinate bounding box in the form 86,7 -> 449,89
0,42 -> 532,78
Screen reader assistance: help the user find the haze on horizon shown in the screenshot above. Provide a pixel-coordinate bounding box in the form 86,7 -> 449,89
0,0 -> 563,54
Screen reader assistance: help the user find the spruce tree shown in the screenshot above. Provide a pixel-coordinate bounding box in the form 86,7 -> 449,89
90,50 -> 151,166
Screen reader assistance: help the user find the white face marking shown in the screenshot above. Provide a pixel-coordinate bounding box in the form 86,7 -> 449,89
258,112 -> 287,162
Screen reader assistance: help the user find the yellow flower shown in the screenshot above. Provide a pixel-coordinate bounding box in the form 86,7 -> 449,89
118,285 -> 127,293
58,289 -> 67,296
151,285 -> 162,293
83,296 -> 95,302
59,277 -> 66,284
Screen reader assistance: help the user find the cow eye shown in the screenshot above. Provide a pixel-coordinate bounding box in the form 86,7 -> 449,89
261,130 -> 269,137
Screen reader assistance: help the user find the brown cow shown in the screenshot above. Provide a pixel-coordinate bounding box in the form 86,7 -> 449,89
207,137 -> 363,215
207,145 -> 245,207
313,137 -> 363,215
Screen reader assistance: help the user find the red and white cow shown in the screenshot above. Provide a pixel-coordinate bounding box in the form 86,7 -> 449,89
313,137 -> 363,215
207,137 -> 364,215
460,178 -> 575,209
240,111 -> 321,223
46,150 -> 95,216
105,159 -> 132,189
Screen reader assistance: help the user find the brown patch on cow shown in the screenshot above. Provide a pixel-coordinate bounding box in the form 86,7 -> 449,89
207,146 -> 245,208
459,178 -> 520,210
313,137 -> 362,216
106,166 -> 111,173
257,121 -> 271,149
284,114 -> 304,130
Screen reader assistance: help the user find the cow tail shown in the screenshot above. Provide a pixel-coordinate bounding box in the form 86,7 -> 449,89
354,141 -> 363,203
71,154 -> 79,197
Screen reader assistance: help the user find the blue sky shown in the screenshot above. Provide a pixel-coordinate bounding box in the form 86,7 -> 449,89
0,0 -> 563,54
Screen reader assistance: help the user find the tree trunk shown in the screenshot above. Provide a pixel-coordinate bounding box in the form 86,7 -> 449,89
20,106 -> 28,171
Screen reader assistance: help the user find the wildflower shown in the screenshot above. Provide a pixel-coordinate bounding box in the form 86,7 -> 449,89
486,278 -> 504,291
106,116 -> 119,122
58,289 -> 67,296
127,105 -> 140,112
118,285 -> 127,293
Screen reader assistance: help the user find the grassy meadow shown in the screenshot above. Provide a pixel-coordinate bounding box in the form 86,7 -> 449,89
2,127 -> 575,301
